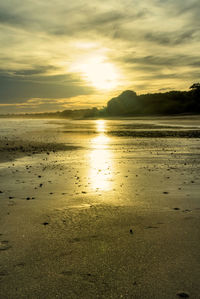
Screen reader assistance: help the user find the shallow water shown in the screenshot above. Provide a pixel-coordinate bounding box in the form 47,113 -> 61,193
0,117 -> 200,208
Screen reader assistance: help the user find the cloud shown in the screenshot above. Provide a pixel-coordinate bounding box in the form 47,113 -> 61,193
13,65 -> 58,76
121,53 -> 200,68
0,72 -> 95,103
144,30 -> 196,46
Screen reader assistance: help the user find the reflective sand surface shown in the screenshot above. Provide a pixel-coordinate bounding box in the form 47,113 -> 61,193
0,117 -> 200,298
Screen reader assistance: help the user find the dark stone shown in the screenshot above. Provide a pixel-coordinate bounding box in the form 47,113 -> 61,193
43,222 -> 49,226
176,292 -> 189,298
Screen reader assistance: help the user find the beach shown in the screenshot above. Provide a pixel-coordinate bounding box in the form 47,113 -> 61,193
0,117 -> 200,298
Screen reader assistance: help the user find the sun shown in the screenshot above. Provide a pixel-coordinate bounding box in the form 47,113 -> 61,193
73,56 -> 120,90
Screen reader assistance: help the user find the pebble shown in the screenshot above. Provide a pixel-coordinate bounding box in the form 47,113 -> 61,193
176,292 -> 189,298
42,222 -> 49,226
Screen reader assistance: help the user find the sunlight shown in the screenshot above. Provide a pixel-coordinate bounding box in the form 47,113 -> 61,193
89,120 -> 113,191
89,148 -> 112,191
91,134 -> 110,149
96,119 -> 106,133
74,56 -> 119,90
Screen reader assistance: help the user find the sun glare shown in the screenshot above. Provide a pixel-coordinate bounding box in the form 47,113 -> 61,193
96,119 -> 106,133
88,120 -> 113,191
73,56 -> 119,90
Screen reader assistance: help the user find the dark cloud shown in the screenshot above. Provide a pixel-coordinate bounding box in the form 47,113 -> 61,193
160,0 -> 200,17
121,53 -> 200,69
0,73 -> 95,104
145,30 -> 196,46
13,65 -> 58,76
0,10 -> 25,26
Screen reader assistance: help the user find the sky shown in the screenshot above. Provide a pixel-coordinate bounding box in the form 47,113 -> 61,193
0,0 -> 200,113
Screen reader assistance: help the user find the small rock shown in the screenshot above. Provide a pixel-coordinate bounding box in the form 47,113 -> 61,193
42,222 -> 49,226
176,292 -> 189,298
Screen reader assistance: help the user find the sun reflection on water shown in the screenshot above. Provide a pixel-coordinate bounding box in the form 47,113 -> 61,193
96,119 -> 106,133
89,120 -> 113,191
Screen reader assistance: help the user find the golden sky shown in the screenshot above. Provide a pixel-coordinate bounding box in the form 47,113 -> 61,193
0,0 -> 200,113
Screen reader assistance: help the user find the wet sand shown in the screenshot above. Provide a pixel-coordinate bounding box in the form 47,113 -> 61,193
0,117 -> 200,298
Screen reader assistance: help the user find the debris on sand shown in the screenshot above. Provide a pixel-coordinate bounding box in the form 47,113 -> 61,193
176,292 -> 190,298
42,222 -> 49,226
0,240 -> 11,251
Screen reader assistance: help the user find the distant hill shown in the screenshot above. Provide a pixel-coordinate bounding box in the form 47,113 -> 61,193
106,85 -> 200,116
0,108 -> 99,119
